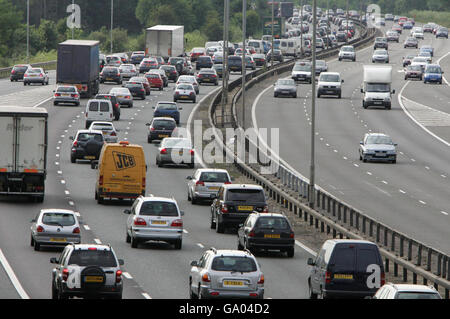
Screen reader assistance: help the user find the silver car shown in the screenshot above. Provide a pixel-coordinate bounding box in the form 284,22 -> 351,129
359,133 -> 397,163
273,78 -> 297,98
53,85 -> 80,106
109,87 -> 133,108
118,64 -> 138,79
177,75 -> 200,94
30,209 -> 81,251
88,121 -> 118,143
338,45 -> 356,61
23,68 -> 49,85
187,169 -> 232,204
156,137 -> 195,168
372,49 -> 389,63
189,248 -> 265,299
124,195 -> 184,249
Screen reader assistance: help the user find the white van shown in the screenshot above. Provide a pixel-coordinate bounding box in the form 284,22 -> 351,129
85,99 -> 114,128
279,39 -> 299,57
247,40 -> 264,54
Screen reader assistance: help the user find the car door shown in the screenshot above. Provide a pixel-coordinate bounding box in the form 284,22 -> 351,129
191,252 -> 208,291
311,248 -> 325,293
127,200 -> 140,235
212,187 -> 224,220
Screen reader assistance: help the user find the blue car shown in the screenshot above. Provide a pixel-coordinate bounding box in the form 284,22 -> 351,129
152,101 -> 182,124
420,45 -> 434,57
423,64 -> 444,84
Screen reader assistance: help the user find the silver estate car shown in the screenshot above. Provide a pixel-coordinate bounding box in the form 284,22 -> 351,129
359,133 -> 397,163
118,64 -> 138,79
372,49 -> 389,63
189,248 -> 265,299
124,195 -> 184,249
109,87 -> 133,108
156,137 -> 195,168
23,68 -> 49,85
30,209 -> 81,251
187,169 -> 232,204
88,121 -> 118,143
53,86 -> 80,106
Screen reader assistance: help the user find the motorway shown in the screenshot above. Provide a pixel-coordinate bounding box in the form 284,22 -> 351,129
0,60 -> 316,298
252,21 -> 450,254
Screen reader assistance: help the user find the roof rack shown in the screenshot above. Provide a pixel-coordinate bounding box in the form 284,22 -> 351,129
209,247 -> 217,254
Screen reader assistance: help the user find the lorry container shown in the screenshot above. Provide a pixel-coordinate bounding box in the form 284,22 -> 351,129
57,40 -> 100,98
145,25 -> 185,60
361,65 -> 395,110
0,106 -> 48,202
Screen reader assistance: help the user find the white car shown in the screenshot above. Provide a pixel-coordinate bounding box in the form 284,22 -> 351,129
177,75 -> 199,94
359,133 -> 397,163
186,169 -> 232,204
291,61 -> 312,83
317,72 -> 343,98
118,64 -> 138,79
373,283 -> 441,299
338,45 -> 356,61
88,121 -> 118,143
410,57 -> 429,71
417,51 -> 432,64
412,30 -> 424,39
173,83 -> 196,103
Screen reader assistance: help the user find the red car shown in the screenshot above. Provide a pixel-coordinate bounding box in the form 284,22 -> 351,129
398,17 -> 407,26
392,24 -> 402,34
190,48 -> 206,62
145,73 -> 163,91
129,76 -> 151,95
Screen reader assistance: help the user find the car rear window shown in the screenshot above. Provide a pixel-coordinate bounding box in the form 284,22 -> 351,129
68,250 -> 117,267
163,138 -> 192,149
211,256 -> 257,272
153,120 -> 176,129
157,103 -> 177,110
199,172 -> 229,183
99,102 -> 110,112
226,189 -> 265,202
139,201 -> 178,216
57,87 -> 76,93
77,133 -> 103,142
89,102 -> 99,111
356,247 -> 380,272
255,217 -> 289,230
396,292 -> 441,299
126,83 -> 143,88
42,213 -> 75,227
331,247 -> 355,272
13,66 -> 28,72
92,124 -> 113,131
177,84 -> 192,90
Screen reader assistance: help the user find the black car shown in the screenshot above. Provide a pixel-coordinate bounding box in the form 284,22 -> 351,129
100,67 -> 122,84
237,213 -> 295,257
196,69 -> 219,85
130,51 -> 146,65
146,117 -> 177,143
160,65 -> 179,82
70,130 -> 105,163
436,27 -> 448,39
168,57 -> 188,75
373,37 -> 388,50
210,184 -> 268,233
336,32 -> 347,42
227,55 -> 243,74
10,64 -> 31,81
124,82 -> 146,100
95,94 -> 121,120
196,56 -> 213,70
267,49 -> 284,63
307,239 -> 385,299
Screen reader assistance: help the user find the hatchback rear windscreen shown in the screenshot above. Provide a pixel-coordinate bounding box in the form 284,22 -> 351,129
139,201 -> 178,216
226,189 -> 265,202
199,172 -> 229,183
42,213 -> 75,227
255,217 -> 289,230
211,256 -> 257,272
68,250 -> 117,267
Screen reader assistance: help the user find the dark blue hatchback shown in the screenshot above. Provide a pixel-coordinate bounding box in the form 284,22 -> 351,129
152,101 -> 182,125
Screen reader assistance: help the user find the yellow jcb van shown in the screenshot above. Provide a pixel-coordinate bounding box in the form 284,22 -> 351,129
92,141 -> 146,204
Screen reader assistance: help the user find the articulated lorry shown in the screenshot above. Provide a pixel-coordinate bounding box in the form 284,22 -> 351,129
57,40 -> 100,98
145,25 -> 185,60
0,106 -> 48,203
361,65 -> 395,110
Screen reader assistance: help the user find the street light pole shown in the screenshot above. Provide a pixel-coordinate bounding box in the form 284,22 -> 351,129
346,0 -> 349,43
309,0 -> 317,208
27,0 -> 29,64
72,0 -> 75,39
221,0 -> 229,126
110,0 -> 114,54
271,1 -> 274,68
300,0 -> 303,57
242,0 -> 247,128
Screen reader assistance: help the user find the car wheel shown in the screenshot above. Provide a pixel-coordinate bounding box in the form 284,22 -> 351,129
34,241 -> 40,251
338,93 -> 341,99
131,236 -> 138,248
126,231 -> 131,243
189,279 -> 197,299
159,87 -> 163,91
192,99 -> 196,103
293,93 -> 297,98
216,217 -> 224,233
54,102 -> 58,106
52,282 -> 58,300
147,137 -> 152,143
317,93 -> 321,98
237,238 -> 244,250
30,234 -> 35,247
210,212 -> 216,229
157,160 -> 163,168
70,154 -> 76,163
174,239 -> 182,250
286,247 -> 295,258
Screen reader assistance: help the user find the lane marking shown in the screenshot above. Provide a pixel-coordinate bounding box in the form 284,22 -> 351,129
0,249 -> 30,299
142,292 -> 152,299
295,240 -> 316,257
94,238 -> 102,244
83,225 -> 90,231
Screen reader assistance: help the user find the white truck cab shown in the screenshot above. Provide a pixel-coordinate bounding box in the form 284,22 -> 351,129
361,65 -> 395,110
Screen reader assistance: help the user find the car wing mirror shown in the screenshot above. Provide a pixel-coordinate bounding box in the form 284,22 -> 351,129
392,89 -> 396,94
307,258 -> 315,266
341,79 -> 344,83
123,209 -> 131,214
69,136 -> 74,141
190,261 -> 198,267
118,259 -> 124,266
50,257 -> 59,264
186,176 -> 192,180
360,141 -> 364,145
360,88 -> 364,93
180,211 -> 185,216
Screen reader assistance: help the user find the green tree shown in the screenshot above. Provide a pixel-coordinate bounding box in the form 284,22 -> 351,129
38,19 -> 58,51
202,10 -> 223,41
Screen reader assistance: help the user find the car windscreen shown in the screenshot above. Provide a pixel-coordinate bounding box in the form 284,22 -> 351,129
366,83 -> 390,93
153,120 -> 176,129
320,74 -> 340,82
277,79 -> 295,86
163,138 -> 192,149
293,64 -> 311,71
14,66 -> 28,72
199,172 -> 229,183
211,256 -> 257,272
426,66 -> 441,73
42,213 -> 75,227
255,217 -> 290,230
57,87 -> 76,93
157,103 -> 177,110
396,292 -> 441,299
366,136 -> 393,144
68,250 -> 117,267
226,189 -> 265,202
139,201 -> 178,216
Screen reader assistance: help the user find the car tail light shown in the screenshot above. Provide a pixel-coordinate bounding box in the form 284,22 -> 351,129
263,205 -> 269,213
258,274 -> 264,284
115,270 -> 122,283
224,181 -> 231,184
99,175 -> 103,186
221,204 -> 228,213
381,272 -> 385,286
202,273 -> 211,282
160,148 -> 167,154
211,292 -> 219,296
73,227 -> 80,234
175,91 -> 180,95
190,149 -> 194,155
289,231 -> 295,238
196,181 -> 205,187
71,94 -> 79,98
39,73 -> 43,77
37,226 -> 44,233
325,271 -> 332,284
171,219 -> 183,228
11,70 -> 15,74
55,93 -> 61,97
212,75 -> 217,78
142,177 -> 146,188
134,217 -> 147,226
248,230 -> 255,237
62,268 -> 69,281
190,92 -> 194,96
24,74 -> 28,77
140,89 -> 145,92
72,140 -> 78,147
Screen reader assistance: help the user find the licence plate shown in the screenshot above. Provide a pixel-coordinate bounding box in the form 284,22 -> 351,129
158,134 -> 169,138
264,234 -> 281,239
374,101 -> 382,104
151,220 -> 167,225
181,96 -> 188,99
238,206 -> 253,211
327,90 -> 334,94
209,186 -> 219,190
334,274 -> 353,280
85,276 -> 104,283
50,238 -> 67,242
204,78 -> 210,81
62,94 -> 70,97
118,95 -> 124,98
84,156 -> 96,160
179,151 -> 183,155
282,91 -> 289,94
223,280 -> 244,286
106,78 -> 113,81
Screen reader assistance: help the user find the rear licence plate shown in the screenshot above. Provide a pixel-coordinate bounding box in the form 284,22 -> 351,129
158,134 -> 169,138
84,156 -> 96,160
62,94 -> 70,97
50,238 -> 67,242
264,234 -> 280,239
151,220 -> 167,225
238,206 -> 253,211
209,186 -> 219,190
334,274 -> 353,280
106,78 -> 113,81
181,96 -> 188,99
85,276 -> 104,283
179,151 -> 183,155
223,280 -> 244,286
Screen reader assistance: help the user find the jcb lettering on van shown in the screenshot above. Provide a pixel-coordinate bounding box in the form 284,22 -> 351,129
112,152 -> 136,170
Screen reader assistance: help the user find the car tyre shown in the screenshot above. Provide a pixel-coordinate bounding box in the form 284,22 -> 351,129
126,231 -> 131,243
210,213 -> 216,229
52,282 -> 58,300
30,234 -> 35,247
216,217 -> 224,233
174,239 -> 182,250
286,247 -> 295,258
54,102 -> 58,106
131,236 -> 138,248
34,241 -> 40,251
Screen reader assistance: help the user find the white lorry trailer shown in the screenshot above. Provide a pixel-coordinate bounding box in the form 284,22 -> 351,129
0,106 -> 48,202
145,25 -> 185,60
361,65 -> 395,110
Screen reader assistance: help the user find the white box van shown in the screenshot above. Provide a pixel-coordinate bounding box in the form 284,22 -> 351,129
280,39 -> 299,57
247,40 -> 265,54
85,99 -> 113,128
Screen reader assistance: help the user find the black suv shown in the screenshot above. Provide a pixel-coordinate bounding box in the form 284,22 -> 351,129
307,239 -> 385,299
50,244 -> 124,299
210,184 -> 268,233
196,56 -> 213,70
124,81 -> 146,100
100,66 -> 122,84
95,94 -> 121,120
228,55 -> 243,74
130,51 -> 146,65
10,64 -> 31,81
237,213 -> 295,257
374,37 -> 388,50
70,130 -> 105,163
168,57 -> 188,75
